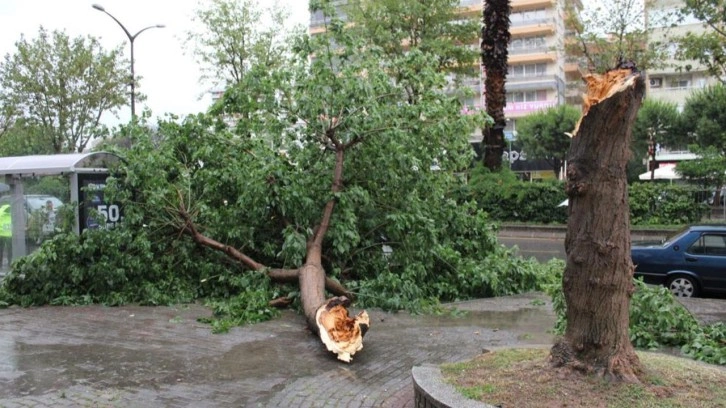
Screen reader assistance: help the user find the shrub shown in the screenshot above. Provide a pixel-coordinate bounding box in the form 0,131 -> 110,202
547,275 -> 725,365
467,166 -> 567,224
467,176 -> 708,226
682,322 -> 726,365
629,183 -> 707,225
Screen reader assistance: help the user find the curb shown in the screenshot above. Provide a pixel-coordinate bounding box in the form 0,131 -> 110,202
498,224 -> 678,241
412,365 -> 495,408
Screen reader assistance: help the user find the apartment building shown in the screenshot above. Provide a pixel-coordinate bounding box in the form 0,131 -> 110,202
310,0 -> 576,135
646,0 -> 718,109
459,0 -> 574,144
309,0 -> 579,179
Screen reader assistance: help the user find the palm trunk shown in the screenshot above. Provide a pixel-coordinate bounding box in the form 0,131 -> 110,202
481,0 -> 511,171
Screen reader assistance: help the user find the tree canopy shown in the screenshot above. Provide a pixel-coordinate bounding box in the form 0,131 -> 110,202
0,119 -> 53,156
676,145 -> 726,193
674,0 -> 726,83
516,104 -> 580,177
632,99 -> 682,152
679,84 -> 726,150
345,0 -> 480,80
1,0 -> 552,336
185,0 -> 299,90
0,27 -> 127,153
565,0 -> 669,72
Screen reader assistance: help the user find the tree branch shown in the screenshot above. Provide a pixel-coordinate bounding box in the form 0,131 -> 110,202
174,189 -> 351,297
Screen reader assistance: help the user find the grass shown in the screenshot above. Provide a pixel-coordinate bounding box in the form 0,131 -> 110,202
442,348 -> 726,408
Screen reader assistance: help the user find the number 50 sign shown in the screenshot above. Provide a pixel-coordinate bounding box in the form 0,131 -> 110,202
78,173 -> 124,232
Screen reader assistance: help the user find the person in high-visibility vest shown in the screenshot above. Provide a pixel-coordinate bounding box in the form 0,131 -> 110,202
0,204 -> 11,266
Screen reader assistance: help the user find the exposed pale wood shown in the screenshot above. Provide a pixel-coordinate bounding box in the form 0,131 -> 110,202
315,296 -> 370,363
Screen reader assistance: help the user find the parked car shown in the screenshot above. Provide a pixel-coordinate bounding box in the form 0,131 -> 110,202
631,224 -> 726,298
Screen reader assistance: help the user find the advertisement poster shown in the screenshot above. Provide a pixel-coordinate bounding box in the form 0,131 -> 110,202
78,173 -> 123,233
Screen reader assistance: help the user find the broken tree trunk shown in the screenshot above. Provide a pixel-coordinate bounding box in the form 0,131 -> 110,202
179,198 -> 369,363
179,140 -> 369,363
298,147 -> 369,363
550,67 -> 645,382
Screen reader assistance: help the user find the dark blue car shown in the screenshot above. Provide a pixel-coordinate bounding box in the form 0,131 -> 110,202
631,225 -> 726,298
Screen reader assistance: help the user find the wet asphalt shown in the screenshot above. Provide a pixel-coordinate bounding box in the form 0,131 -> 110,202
0,292 -> 723,407
0,292 -> 559,407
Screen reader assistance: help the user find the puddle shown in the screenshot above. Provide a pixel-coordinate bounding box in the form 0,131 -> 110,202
0,297 -> 559,405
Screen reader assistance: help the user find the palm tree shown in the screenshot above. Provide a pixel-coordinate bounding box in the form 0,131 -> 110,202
481,0 -> 511,170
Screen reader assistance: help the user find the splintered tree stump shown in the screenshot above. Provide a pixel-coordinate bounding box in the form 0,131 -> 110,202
550,67 -> 645,382
315,296 -> 370,363
299,262 -> 369,363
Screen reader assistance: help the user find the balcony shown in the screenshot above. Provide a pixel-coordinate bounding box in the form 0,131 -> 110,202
309,8 -> 348,28
511,20 -> 556,36
460,0 -> 556,10
507,75 -> 561,91
509,46 -> 549,55
512,0 -> 556,9
564,62 -> 585,74
509,52 -> 556,64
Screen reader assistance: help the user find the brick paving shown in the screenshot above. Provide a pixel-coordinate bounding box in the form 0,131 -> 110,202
0,293 -> 557,407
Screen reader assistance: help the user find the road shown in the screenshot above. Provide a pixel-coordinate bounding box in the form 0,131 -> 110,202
498,235 -> 565,262
496,226 -> 675,263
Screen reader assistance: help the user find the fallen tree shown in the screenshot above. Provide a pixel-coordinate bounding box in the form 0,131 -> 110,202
551,65 -> 646,381
148,2 -> 486,362
174,119 -> 372,362
1,0 -> 559,364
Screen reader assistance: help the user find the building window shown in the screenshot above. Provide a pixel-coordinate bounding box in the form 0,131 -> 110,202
511,8 -> 547,24
507,90 -> 548,103
670,79 -> 691,89
508,63 -> 547,78
510,36 -> 546,51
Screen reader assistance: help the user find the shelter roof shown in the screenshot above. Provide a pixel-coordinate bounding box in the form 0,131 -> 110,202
0,152 -> 120,176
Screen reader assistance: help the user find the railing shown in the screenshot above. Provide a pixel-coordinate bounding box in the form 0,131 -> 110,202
509,46 -> 550,55
510,16 -> 555,27
458,0 -> 481,7
649,85 -> 700,92
508,72 -> 553,80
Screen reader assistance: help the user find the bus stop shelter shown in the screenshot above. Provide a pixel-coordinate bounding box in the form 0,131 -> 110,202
0,152 -> 121,262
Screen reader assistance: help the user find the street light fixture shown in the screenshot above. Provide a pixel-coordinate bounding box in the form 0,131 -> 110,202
92,4 -> 165,120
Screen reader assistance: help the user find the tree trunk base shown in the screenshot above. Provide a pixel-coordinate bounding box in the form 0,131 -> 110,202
315,296 -> 370,363
550,340 -> 641,383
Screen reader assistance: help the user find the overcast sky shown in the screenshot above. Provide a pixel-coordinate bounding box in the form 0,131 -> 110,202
0,0 -> 310,127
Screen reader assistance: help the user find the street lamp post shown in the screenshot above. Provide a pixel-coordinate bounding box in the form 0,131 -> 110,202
92,4 -> 164,120
505,118 -> 517,169
647,127 -> 656,181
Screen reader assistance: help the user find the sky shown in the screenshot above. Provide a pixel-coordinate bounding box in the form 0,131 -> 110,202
0,0 -> 310,126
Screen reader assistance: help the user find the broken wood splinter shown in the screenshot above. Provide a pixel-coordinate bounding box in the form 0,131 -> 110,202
315,296 -> 370,363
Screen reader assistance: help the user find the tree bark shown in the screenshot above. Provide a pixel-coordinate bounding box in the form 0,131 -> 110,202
550,68 -> 645,382
481,0 -> 511,171
297,146 -> 369,362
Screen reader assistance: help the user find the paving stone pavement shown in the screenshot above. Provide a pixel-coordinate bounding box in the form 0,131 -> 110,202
0,292 -> 558,408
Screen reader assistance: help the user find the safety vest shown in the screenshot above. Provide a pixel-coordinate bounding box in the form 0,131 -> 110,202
0,204 -> 10,238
